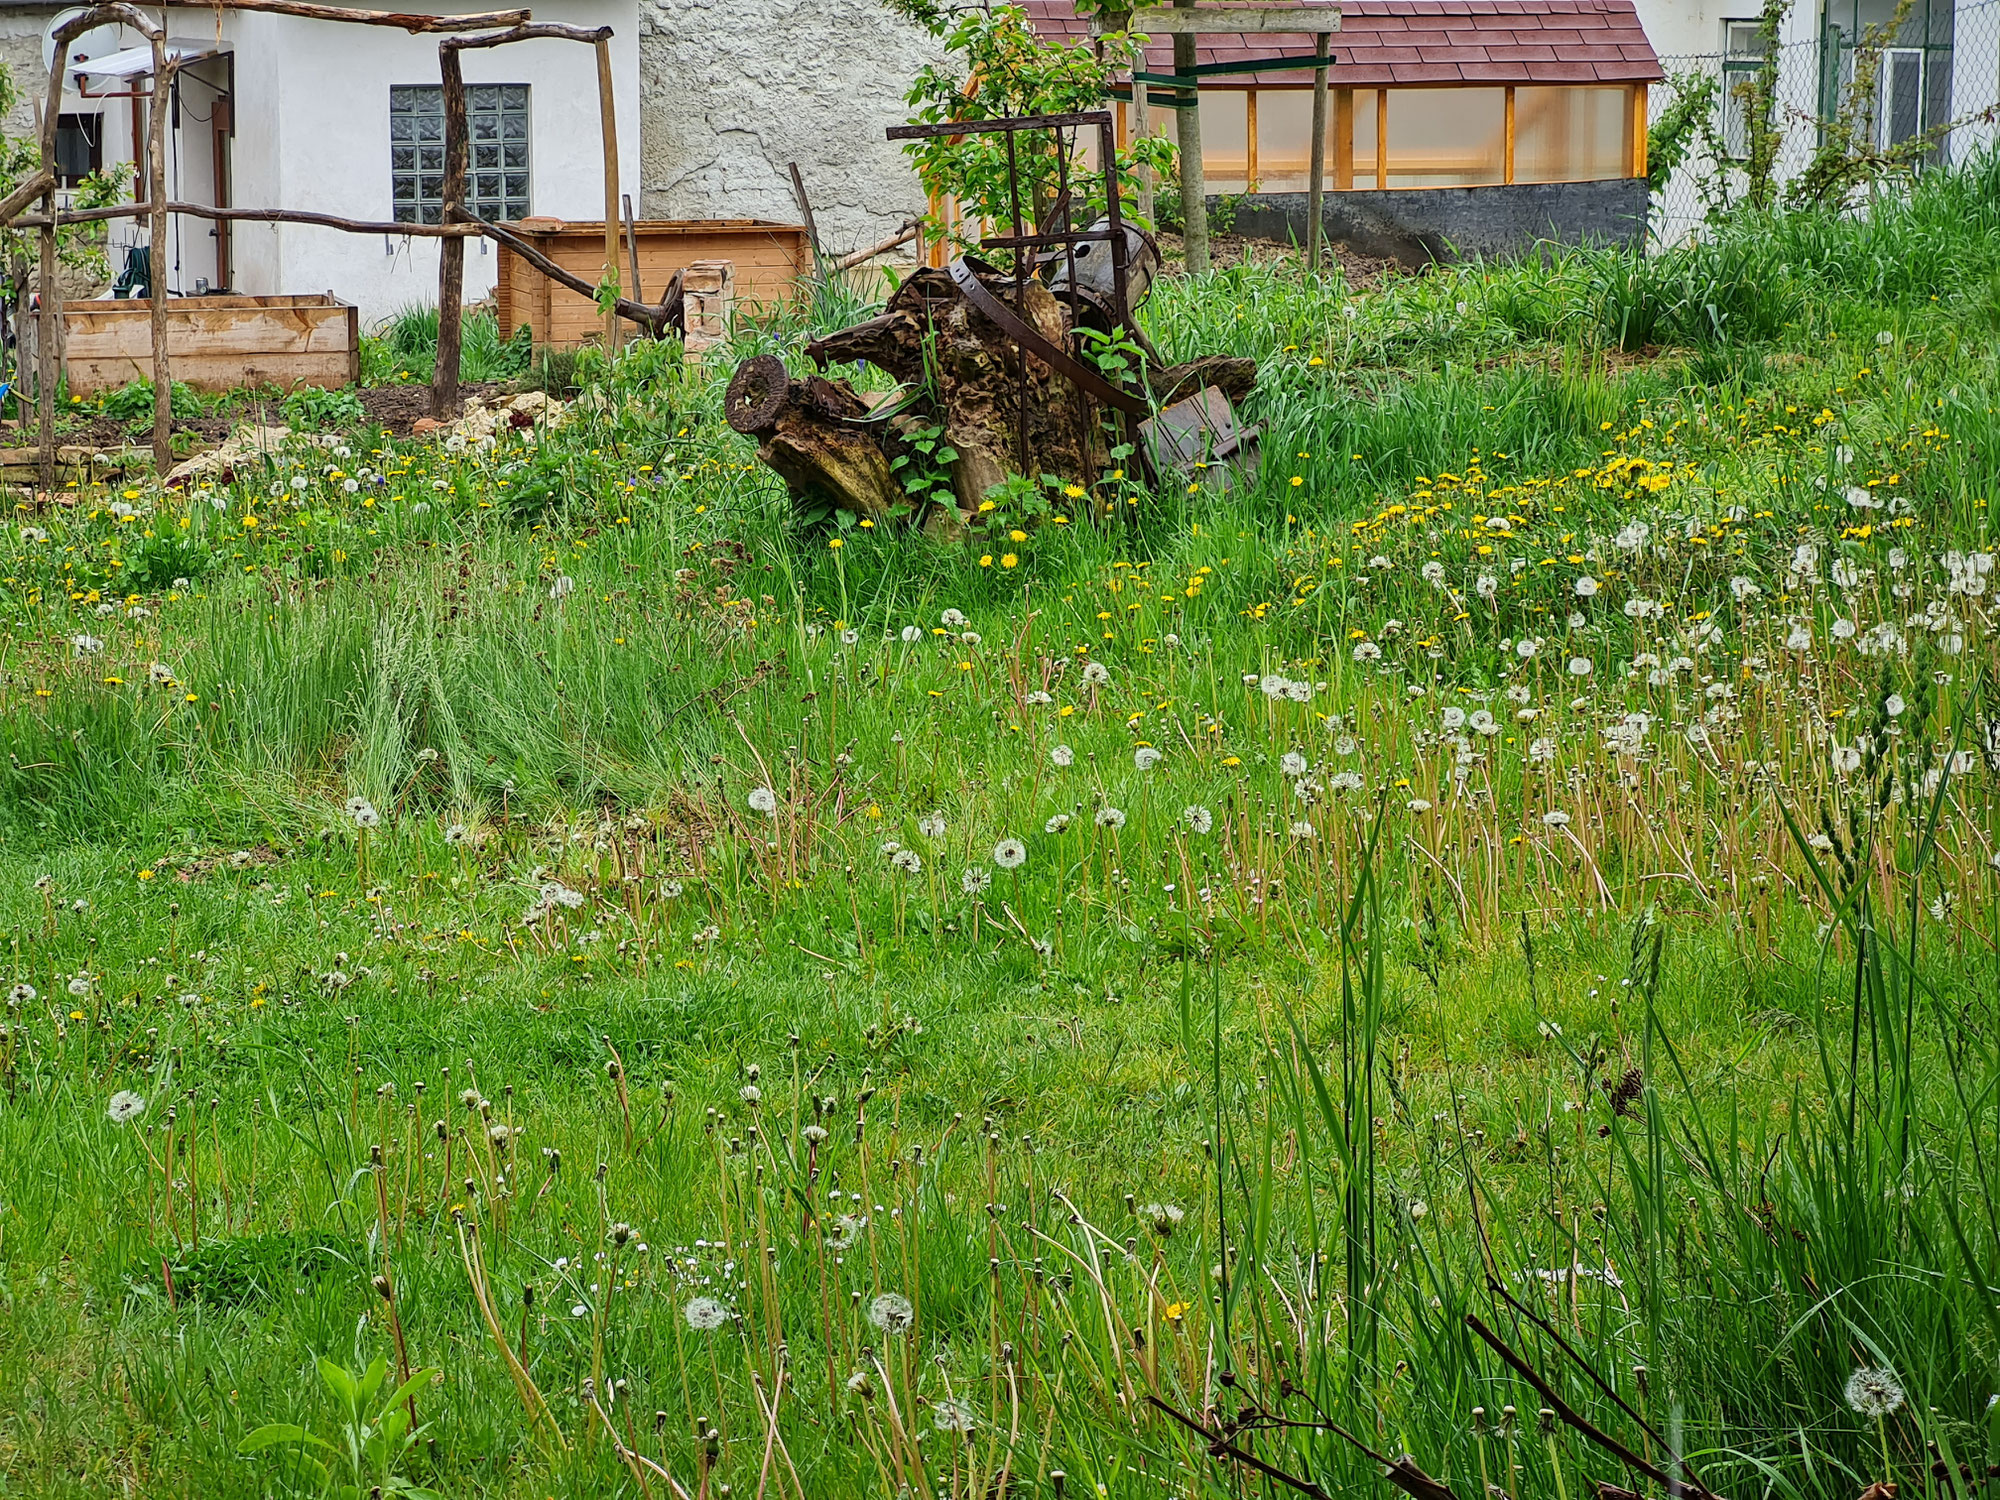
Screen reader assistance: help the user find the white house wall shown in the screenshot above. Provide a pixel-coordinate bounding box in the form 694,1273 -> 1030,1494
236,0 -> 641,325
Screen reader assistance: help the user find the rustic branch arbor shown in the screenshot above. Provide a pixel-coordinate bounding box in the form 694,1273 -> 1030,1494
5,0 -> 668,491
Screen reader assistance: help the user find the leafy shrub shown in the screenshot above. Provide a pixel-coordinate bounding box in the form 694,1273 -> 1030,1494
99,379 -> 204,422
282,386 -> 368,432
164,1230 -> 351,1307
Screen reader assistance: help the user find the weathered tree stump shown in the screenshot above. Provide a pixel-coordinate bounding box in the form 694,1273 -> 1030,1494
728,256 -> 1256,527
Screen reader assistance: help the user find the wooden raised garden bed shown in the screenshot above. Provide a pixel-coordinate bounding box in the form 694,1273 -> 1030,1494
56,294 -> 360,397
494,218 -> 809,347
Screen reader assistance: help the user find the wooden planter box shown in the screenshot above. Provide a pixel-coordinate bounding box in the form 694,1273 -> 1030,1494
493,218 -> 809,347
57,294 -> 359,396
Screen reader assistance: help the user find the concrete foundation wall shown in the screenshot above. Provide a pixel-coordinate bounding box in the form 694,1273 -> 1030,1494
637,0 -> 937,267
1224,179 -> 1652,266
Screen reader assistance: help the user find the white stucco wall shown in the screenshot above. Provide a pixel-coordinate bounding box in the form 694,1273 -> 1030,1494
13,1 -> 638,324
231,0 -> 640,324
637,0 -> 937,261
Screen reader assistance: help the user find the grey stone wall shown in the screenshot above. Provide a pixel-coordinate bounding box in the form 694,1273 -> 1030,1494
638,0 -> 937,262
1225,179 -> 1652,267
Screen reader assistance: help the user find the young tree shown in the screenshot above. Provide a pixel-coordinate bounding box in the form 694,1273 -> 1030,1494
885,1 -> 1175,255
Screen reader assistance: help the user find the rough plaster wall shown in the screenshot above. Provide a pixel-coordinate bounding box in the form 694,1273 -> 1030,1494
638,0 -> 938,260
0,10 -> 52,143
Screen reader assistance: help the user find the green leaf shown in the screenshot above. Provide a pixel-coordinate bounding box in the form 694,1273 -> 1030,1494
316,1355 -> 359,1410
239,1423 -> 334,1454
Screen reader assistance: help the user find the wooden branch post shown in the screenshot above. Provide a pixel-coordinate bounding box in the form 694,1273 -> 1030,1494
432,40 -> 468,416
36,161 -> 58,495
1306,30 -> 1330,273
595,34 -> 620,355
1171,0 -> 1208,273
148,44 -> 177,476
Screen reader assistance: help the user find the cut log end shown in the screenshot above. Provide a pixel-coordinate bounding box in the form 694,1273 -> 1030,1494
725,353 -> 789,435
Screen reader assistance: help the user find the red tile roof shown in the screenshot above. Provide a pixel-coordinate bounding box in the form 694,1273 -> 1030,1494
1026,0 -> 1664,87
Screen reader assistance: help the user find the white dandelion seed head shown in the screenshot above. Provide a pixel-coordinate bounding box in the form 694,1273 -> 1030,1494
1568,656 -> 1593,677
1050,744 -> 1075,767
1182,804 -> 1214,835
1280,751 -> 1309,777
747,786 -> 778,815
1844,1366 -> 1904,1418
684,1296 -> 730,1332
345,797 -> 381,828
901,625 -> 924,643
961,866 -> 991,896
993,838 -> 1027,869
1542,810 -> 1572,828
1573,576 -> 1600,598
890,848 -> 923,875
940,608 -> 968,628
918,811 -> 947,839
1094,806 -> 1127,830
1134,746 -> 1162,771
1082,661 -> 1111,685
867,1292 -> 915,1334
932,1397 -> 975,1435
107,1090 -> 146,1125
1044,813 -> 1072,834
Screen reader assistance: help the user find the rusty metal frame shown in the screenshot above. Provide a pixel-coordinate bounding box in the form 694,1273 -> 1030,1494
888,108 -> 1140,482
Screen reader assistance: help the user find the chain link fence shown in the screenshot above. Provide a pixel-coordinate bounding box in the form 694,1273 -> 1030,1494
1647,0 -> 2000,243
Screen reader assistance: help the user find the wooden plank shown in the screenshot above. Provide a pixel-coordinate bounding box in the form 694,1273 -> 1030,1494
1630,83 -> 1648,178
1245,89 -> 1259,186
1121,5 -> 1339,34
1504,85 -> 1516,184
1333,86 -> 1354,190
65,309 -> 354,358
1376,88 -> 1389,189
66,351 -> 357,395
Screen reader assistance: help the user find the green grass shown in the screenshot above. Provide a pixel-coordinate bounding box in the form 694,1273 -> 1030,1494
3,161 -> 2000,1499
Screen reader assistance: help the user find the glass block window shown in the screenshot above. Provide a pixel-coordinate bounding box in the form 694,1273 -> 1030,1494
390,83 -> 531,226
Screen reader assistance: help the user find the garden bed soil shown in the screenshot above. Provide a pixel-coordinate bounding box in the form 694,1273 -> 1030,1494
1156,231 -> 1399,289
356,381 -> 507,437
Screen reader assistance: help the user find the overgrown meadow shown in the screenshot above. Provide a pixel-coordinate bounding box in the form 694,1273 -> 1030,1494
4,158 -> 2000,1500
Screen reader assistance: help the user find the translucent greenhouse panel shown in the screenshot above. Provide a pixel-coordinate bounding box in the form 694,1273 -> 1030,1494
1253,88 -> 1317,192
1200,90 -> 1250,193
1384,87 -> 1506,187
1513,86 -> 1633,183
1353,89 -> 1379,184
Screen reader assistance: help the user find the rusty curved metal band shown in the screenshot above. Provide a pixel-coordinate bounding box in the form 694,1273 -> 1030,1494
947,258 -> 1151,419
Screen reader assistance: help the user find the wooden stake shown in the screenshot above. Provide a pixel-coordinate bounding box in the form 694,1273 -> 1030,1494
595,35 -> 620,355
432,38 -> 468,417
1504,85 -> 1517,184
1306,31 -> 1330,273
787,162 -> 821,259
622,191 -> 642,304
1172,0 -> 1208,273
148,44 -> 176,477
